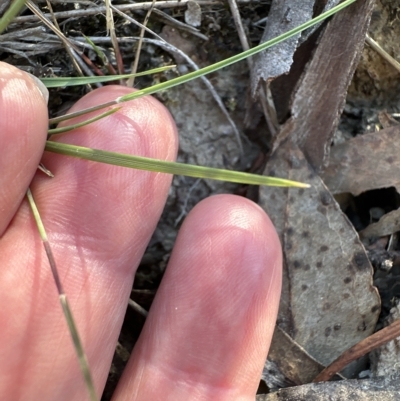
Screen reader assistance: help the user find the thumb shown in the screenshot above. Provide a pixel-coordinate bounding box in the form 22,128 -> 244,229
0,62 -> 48,235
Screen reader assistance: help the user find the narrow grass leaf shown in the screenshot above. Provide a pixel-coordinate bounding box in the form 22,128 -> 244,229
0,0 -> 27,34
49,0 -> 356,124
48,107 -> 120,135
83,34 -> 113,68
26,188 -> 99,401
117,0 -> 356,102
45,141 -> 310,188
41,66 -> 175,88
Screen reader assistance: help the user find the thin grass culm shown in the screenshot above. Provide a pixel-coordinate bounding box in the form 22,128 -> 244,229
26,189 -> 99,401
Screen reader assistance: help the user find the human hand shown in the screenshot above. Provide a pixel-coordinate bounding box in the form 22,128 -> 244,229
0,61 -> 282,401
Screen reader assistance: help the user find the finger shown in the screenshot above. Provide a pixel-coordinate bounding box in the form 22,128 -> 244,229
113,195 -> 282,401
0,62 -> 48,235
0,86 -> 178,400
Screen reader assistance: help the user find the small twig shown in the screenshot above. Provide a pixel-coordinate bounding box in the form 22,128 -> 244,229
109,4 -> 165,42
104,0 -> 124,75
26,0 -> 103,87
174,178 -> 201,225
128,0 -> 157,87
366,34 -> 400,74
313,318 -> 400,382
226,0 -> 278,137
151,8 -> 208,41
12,1 -> 221,24
26,0 -> 85,78
128,299 -> 149,318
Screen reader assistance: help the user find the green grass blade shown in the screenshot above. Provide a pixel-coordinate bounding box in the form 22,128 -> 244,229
0,0 -> 27,34
82,34 -> 111,67
41,66 -> 175,88
49,0 -> 356,125
48,107 -> 120,135
26,189 -> 98,401
45,141 -> 310,188
117,0 -> 356,102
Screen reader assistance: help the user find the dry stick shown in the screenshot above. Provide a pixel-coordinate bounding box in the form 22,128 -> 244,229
128,299 -> 149,318
39,0 -> 106,80
47,4 -> 103,80
313,318 -> 400,382
226,0 -> 279,137
26,0 -> 103,86
26,0 -> 85,79
109,4 -> 165,42
104,0 -> 125,75
128,0 -> 157,87
13,1 -> 220,23
26,189 -> 98,401
366,34 -> 400,74
152,8 -> 209,41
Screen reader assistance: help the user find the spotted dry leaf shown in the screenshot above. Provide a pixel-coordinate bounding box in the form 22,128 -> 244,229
262,325 -> 344,388
321,126 -> 400,196
259,142 -> 380,376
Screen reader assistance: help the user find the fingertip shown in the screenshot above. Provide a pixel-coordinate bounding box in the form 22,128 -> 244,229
180,194 -> 282,287
34,85 -> 179,264
114,195 -> 282,401
56,86 -> 178,162
0,62 -> 48,234
176,193 -> 283,334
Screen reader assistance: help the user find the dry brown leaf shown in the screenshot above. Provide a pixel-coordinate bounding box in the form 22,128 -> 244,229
271,0 -> 375,170
262,325 -> 344,388
259,142 -> 380,377
360,208 -> 400,239
321,126 -> 400,196
251,0 -> 315,95
378,111 -> 400,128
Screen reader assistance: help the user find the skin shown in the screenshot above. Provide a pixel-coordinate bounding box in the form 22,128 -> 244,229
0,61 -> 282,401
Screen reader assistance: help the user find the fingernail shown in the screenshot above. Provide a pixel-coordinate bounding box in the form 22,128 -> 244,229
25,72 -> 49,104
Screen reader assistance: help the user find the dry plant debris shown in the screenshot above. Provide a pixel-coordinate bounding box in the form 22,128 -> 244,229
263,325 -> 344,387
251,0 -> 315,95
321,126 -> 400,195
360,207 -> 400,240
314,314 -> 400,382
270,0 -> 376,170
259,142 -> 380,377
256,376 -> 400,401
254,0 -> 383,388
370,300 -> 400,378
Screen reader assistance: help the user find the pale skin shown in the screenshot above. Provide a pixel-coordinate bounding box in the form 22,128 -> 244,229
0,61 -> 282,401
